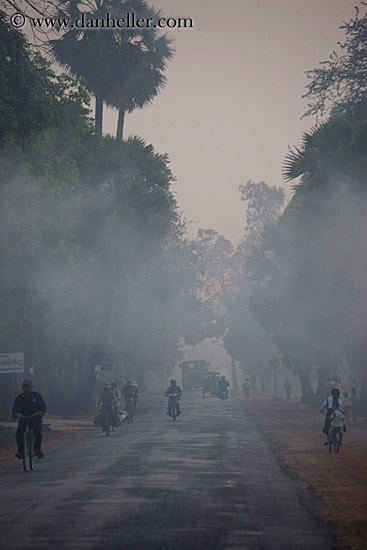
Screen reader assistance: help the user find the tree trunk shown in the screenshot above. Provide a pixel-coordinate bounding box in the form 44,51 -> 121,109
0,374 -> 17,408
95,94 -> 103,136
116,108 -> 125,140
231,355 -> 238,391
70,345 -> 101,414
359,368 -> 367,417
298,368 -> 315,405
314,369 -> 329,404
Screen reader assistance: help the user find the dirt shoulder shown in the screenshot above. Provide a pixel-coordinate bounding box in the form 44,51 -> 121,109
239,391 -> 367,550
0,393 -> 162,468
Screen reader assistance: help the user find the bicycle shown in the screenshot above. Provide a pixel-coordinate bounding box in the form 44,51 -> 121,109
16,412 -> 41,472
328,427 -> 342,454
101,403 -> 113,437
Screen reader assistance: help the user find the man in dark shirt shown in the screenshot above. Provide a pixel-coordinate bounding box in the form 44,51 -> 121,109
12,379 -> 46,459
218,376 -> 229,398
165,379 -> 183,416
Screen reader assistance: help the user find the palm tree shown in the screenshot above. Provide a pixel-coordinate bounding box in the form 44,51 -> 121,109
107,30 -> 174,139
49,0 -> 174,136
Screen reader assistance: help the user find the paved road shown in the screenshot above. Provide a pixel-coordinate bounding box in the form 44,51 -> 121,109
0,394 -> 338,550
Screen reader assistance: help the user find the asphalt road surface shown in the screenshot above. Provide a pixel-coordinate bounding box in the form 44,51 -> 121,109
0,393 -> 338,550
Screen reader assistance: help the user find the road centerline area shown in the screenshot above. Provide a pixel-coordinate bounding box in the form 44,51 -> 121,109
0,394 -> 338,550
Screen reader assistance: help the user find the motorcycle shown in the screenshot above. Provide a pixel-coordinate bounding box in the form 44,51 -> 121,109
219,389 -> 228,402
165,392 -> 181,421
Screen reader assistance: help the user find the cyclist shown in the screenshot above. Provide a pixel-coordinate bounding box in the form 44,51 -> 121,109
165,379 -> 182,416
328,401 -> 345,445
12,379 -> 46,459
350,387 -> 359,422
99,383 -> 115,406
98,384 -> 115,430
320,388 -> 343,444
131,381 -> 138,411
110,381 -> 121,409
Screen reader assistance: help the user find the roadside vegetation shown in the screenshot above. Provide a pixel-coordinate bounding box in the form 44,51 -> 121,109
241,392 -> 367,550
1,2 -> 367,427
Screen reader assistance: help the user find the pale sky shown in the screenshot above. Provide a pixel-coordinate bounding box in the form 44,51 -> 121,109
104,0 -> 358,245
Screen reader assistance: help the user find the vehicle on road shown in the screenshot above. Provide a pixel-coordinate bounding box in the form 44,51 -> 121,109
220,390 -> 228,402
165,392 -> 181,421
328,427 -> 342,454
180,360 -> 210,391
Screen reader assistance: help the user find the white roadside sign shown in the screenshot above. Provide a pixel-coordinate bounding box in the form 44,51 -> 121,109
0,353 -> 25,373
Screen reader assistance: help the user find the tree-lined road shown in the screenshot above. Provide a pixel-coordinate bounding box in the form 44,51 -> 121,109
0,394 -> 338,550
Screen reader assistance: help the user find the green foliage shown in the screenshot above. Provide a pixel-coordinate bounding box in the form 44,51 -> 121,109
0,10 -> 91,145
246,114 -> 367,402
49,0 -> 174,136
0,13 -> 216,411
303,4 -> 367,117
239,180 -> 285,248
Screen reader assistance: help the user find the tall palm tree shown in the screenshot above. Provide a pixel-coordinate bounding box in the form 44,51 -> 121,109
107,29 -> 174,139
49,0 -> 173,136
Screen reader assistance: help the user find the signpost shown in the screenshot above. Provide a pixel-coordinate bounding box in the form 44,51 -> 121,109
0,353 -> 24,374
269,356 -> 280,400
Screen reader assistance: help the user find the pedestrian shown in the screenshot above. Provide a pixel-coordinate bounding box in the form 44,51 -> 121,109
242,377 -> 250,397
343,392 -> 352,424
350,387 -> 359,423
284,378 -> 292,400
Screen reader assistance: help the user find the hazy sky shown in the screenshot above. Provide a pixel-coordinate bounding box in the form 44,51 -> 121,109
104,0 -> 358,245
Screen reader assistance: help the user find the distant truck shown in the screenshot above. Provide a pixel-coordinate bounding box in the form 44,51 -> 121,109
179,360 -> 210,391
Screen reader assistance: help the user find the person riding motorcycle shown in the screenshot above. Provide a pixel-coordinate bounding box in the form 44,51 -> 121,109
165,379 -> 182,416
218,375 -> 229,399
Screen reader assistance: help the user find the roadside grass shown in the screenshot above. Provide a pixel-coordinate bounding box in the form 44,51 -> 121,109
240,392 -> 367,550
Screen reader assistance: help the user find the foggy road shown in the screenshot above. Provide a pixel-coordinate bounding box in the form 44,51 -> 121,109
0,394 -> 338,550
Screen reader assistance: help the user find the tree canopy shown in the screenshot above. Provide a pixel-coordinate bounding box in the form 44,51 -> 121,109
303,3 -> 367,118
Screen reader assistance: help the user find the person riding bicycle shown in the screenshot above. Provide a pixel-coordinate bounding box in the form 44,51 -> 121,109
328,401 -> 345,445
98,384 -> 115,431
165,379 -> 182,416
99,384 -> 115,407
110,381 -> 121,410
218,376 -> 229,399
131,381 -> 138,411
320,388 -> 343,444
12,379 -> 46,460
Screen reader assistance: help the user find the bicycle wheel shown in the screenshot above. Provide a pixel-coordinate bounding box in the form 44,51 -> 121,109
22,431 -> 28,472
172,404 -> 177,421
23,431 -> 34,472
127,400 -> 134,424
105,413 -> 110,437
334,432 -> 340,454
28,431 -> 34,471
